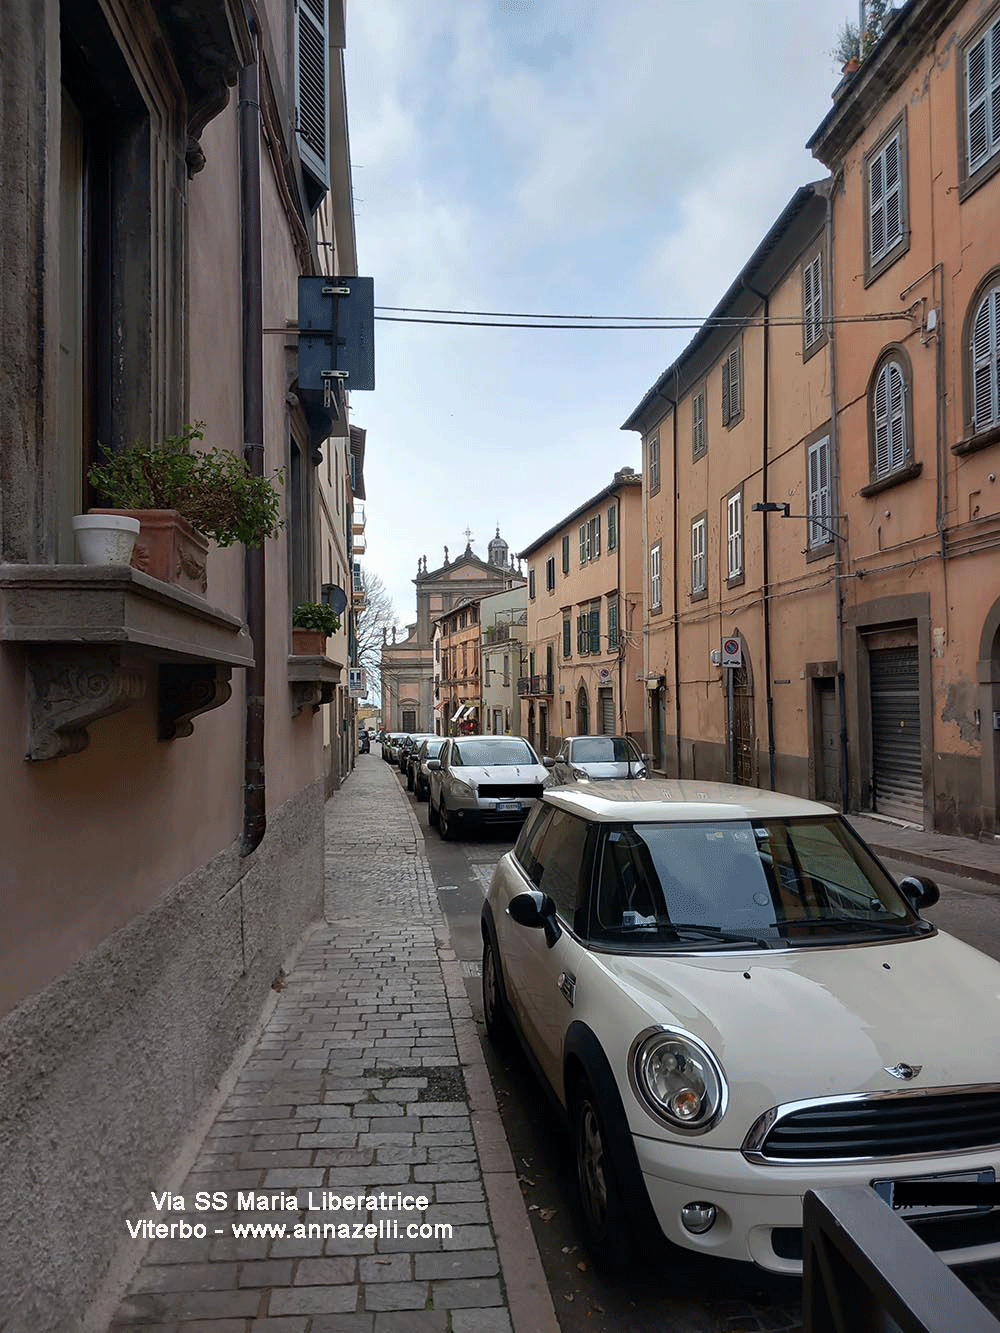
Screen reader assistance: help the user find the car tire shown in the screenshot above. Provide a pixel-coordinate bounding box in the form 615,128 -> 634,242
438,799 -> 457,841
482,937 -> 510,1046
428,797 -> 439,827
416,780 -> 428,802
570,1078 -> 634,1274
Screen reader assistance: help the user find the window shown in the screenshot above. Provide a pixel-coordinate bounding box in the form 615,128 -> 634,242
514,806 -> 589,927
650,542 -> 662,609
562,534 -> 570,574
691,517 -> 707,596
503,653 -> 510,687
607,504 -> 617,551
803,252 -> 824,352
692,388 -> 706,459
579,522 -> 590,564
528,568 -> 536,599
471,605 -> 478,624
971,280 -> 1000,433
591,513 -> 601,558
562,618 -> 572,658
964,13 -> 1000,187
459,611 -> 467,628
872,358 -> 909,478
576,612 -> 590,655
588,603 -> 601,655
648,433 -> 660,494
288,436 -> 313,606
726,489 -> 743,583
864,117 -> 908,281
608,598 -> 619,652
546,644 -> 553,677
294,0 -> 330,206
807,435 -> 832,550
545,556 -> 555,591
722,344 -> 742,427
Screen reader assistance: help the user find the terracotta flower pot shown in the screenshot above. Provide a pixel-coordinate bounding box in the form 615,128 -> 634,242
292,629 -> 327,656
89,508 -> 209,596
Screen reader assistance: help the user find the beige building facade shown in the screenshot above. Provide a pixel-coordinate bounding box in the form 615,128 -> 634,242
0,1 -> 357,1324
480,585 -> 529,736
436,597 -> 484,734
518,469 -> 645,757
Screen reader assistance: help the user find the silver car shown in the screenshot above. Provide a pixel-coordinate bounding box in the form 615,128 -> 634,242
427,735 -> 548,840
412,737 -> 445,801
544,735 -> 648,785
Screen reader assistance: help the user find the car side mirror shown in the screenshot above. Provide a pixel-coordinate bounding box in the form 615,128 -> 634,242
543,757 -> 555,767
426,759 -> 441,771
507,890 -> 562,947
898,875 -> 940,911
640,754 -> 649,763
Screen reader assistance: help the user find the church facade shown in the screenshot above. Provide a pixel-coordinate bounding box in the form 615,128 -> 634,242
380,531 -> 523,733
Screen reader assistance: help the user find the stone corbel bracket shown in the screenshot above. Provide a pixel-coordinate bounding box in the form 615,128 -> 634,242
288,655 -> 342,717
159,663 -> 233,740
26,647 -> 145,762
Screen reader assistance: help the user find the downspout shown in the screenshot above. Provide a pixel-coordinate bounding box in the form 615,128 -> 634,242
239,37 -> 266,855
616,491 -> 624,736
743,277 -> 776,790
672,370 -> 681,774
827,178 -> 850,814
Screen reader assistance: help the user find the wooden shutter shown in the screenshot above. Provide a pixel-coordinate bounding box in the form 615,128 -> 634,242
562,534 -> 570,573
804,255 -> 822,347
607,504 -> 616,551
870,132 -> 902,265
728,347 -> 741,419
972,286 -> 1000,431
588,605 -> 600,655
579,523 -> 588,564
721,357 -> 731,425
608,600 -> 619,651
591,514 -> 600,557
295,0 -> 330,192
874,361 -> 906,476
808,437 -> 830,546
577,614 -> 587,655
563,619 -> 571,658
966,20 -> 1000,175
692,390 -> 705,454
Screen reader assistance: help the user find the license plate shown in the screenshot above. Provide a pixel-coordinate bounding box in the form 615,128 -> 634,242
494,801 -> 522,813
872,1168 -> 996,1220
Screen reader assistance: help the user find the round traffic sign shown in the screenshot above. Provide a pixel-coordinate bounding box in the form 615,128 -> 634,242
723,638 -> 740,656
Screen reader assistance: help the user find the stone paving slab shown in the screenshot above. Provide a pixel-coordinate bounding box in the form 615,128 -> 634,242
848,813 -> 1000,887
112,758 -> 554,1333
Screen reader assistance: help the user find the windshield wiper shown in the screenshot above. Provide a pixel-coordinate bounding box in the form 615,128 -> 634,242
663,922 -> 774,949
788,917 -> 927,935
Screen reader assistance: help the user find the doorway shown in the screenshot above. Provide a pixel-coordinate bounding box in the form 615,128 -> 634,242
576,686 -> 589,735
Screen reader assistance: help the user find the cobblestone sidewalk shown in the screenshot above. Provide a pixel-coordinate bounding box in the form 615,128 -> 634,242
110,758 -> 557,1333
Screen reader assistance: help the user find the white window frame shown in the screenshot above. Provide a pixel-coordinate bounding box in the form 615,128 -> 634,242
590,513 -> 601,558
691,518 -> 706,595
650,542 -> 662,609
807,435 -> 832,548
727,491 -> 743,580
803,253 -> 823,349
971,282 -> 1000,432
966,15 -> 1000,177
873,360 -> 908,478
579,521 -> 590,564
868,130 -> 903,267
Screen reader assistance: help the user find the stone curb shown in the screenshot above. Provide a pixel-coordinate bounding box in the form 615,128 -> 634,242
864,840 -> 1000,889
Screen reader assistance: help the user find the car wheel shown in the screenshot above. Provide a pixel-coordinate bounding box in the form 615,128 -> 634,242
428,796 -> 439,827
438,799 -> 457,841
416,780 -> 428,802
482,937 -> 510,1045
571,1079 -> 633,1273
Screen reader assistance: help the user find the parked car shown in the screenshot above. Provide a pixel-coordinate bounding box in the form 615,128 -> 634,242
544,735 -> 648,785
481,779 -> 1000,1276
382,733 -> 405,763
358,730 -> 370,754
427,735 -> 548,840
412,738 -> 445,800
400,733 -> 435,778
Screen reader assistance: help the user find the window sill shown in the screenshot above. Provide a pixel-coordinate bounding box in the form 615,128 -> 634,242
727,571 -> 745,589
952,423 -> 1000,456
0,564 -> 253,760
287,653 -> 344,716
690,588 -> 708,602
859,460 -> 922,497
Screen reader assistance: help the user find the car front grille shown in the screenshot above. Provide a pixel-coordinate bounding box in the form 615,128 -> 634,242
477,783 -> 544,800
744,1086 -> 1000,1162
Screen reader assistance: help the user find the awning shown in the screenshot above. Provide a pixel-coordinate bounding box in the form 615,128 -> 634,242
450,707 -> 466,723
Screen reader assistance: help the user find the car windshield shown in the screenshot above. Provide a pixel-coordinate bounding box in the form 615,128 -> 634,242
570,738 -> 642,764
421,740 -> 444,758
451,739 -> 536,767
590,816 -> 923,950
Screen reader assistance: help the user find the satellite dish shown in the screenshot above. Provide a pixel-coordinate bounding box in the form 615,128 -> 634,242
322,584 -> 348,616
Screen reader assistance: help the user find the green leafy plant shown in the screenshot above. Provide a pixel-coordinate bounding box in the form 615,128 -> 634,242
292,602 -> 341,635
88,423 -> 284,548
832,1 -> 892,68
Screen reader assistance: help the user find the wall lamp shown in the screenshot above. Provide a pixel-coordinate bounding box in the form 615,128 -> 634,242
751,501 -> 846,545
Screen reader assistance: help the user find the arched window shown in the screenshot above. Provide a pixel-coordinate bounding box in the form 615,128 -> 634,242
971,281 -> 1000,433
871,357 -> 909,479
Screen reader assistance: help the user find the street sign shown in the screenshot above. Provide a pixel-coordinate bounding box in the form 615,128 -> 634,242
721,637 -> 742,668
298,276 -> 375,392
348,667 -> 366,697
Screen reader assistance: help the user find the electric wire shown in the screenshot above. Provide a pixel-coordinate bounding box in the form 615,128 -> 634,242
373,310 -> 911,330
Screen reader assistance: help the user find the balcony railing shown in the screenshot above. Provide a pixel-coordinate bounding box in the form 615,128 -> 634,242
517,674 -> 553,698
352,505 -> 366,534
516,676 -> 530,697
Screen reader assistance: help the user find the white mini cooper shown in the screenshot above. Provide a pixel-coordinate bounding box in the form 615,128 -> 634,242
481,780 -> 1000,1275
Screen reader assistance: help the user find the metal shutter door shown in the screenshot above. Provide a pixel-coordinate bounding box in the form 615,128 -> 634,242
599,687 -> 615,736
870,647 -> 922,825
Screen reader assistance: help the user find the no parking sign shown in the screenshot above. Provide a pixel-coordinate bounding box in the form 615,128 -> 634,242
721,637 -> 742,668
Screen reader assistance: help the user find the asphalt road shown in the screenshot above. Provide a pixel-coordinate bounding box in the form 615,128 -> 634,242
386,759 -> 1000,1332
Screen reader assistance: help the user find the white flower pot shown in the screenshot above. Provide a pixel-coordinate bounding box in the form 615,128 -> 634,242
72,513 -> 141,566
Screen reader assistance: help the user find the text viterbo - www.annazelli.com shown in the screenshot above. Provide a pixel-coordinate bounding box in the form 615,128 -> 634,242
126,1190 -> 453,1242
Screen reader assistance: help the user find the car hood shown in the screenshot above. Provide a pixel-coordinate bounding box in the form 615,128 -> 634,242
595,931 -> 1000,1140
457,765 -> 548,784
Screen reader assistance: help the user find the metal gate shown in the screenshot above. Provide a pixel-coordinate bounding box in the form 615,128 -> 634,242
816,677 -> 840,804
598,687 -> 615,735
870,646 -> 922,824
731,665 -> 754,786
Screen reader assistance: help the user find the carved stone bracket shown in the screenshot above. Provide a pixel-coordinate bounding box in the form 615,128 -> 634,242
26,648 -> 145,762
159,663 -> 233,741
290,680 -> 327,716
288,654 -> 342,717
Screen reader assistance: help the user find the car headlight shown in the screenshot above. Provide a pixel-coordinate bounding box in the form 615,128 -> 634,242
636,767 -> 648,779
629,1028 -> 727,1134
449,778 -> 474,796
570,767 -> 590,781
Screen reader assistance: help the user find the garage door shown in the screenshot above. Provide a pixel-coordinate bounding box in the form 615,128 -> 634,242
870,646 -> 923,825
598,687 -> 615,736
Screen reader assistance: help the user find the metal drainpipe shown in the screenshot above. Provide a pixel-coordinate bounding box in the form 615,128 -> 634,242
239,39 -> 266,856
616,492 -> 624,735
827,179 -> 850,815
743,277 -> 776,790
672,371 -> 681,774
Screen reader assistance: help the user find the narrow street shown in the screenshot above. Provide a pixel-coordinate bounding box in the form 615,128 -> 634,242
384,756 -> 1000,1332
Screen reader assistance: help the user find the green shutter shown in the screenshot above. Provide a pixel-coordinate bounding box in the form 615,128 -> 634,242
589,607 -> 600,655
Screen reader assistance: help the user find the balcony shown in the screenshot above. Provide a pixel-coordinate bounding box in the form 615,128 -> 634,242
516,674 -> 554,698
352,504 -> 366,535
516,675 -> 530,697
352,532 -> 367,556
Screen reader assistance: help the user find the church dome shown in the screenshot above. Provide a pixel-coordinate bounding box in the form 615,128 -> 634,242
488,526 -> 509,568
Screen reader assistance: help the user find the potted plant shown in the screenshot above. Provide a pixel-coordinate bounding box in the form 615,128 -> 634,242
71,512 -> 141,567
84,423 -> 283,595
291,602 -> 341,656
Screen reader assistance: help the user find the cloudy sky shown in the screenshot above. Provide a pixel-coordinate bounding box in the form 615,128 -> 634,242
344,0 -> 860,627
